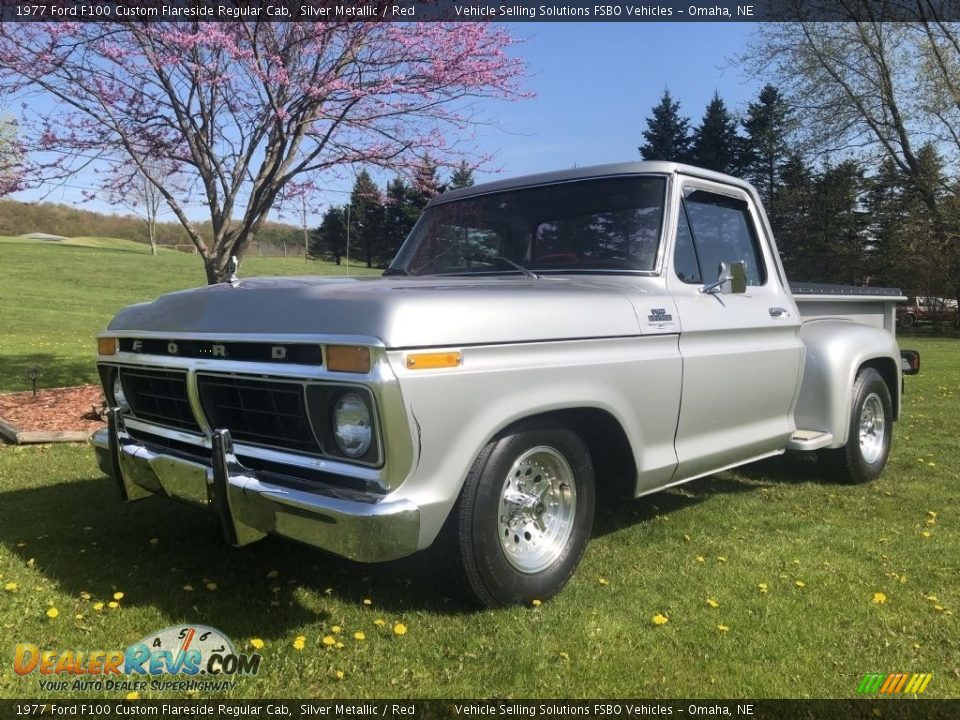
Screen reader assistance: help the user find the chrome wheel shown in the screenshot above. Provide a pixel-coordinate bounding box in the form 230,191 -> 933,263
498,446 -> 577,574
859,392 -> 886,464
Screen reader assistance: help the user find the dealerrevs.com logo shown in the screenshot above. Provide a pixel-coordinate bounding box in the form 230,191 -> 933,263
14,625 -> 261,693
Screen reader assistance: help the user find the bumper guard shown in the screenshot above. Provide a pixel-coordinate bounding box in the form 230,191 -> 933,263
92,409 -> 420,562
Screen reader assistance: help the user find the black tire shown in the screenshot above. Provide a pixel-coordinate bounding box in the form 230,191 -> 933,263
818,367 -> 892,484
899,313 -> 916,329
449,424 -> 595,607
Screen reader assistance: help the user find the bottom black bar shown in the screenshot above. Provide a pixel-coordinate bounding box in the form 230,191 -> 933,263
1,700 -> 958,720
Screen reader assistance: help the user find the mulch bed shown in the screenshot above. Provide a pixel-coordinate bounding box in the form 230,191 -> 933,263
0,385 -> 105,437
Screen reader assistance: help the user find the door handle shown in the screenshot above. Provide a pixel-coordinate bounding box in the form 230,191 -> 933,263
769,307 -> 790,318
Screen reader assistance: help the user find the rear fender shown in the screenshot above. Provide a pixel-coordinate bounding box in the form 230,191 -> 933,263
795,320 -> 901,447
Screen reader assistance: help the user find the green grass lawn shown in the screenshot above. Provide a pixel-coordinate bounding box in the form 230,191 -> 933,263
0,236 -> 380,393
0,236 -> 957,700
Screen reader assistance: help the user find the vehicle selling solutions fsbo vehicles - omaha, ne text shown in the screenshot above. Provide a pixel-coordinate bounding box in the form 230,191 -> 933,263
92,162 -> 921,606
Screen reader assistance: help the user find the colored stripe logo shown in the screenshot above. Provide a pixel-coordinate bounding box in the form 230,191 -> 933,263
857,673 -> 932,694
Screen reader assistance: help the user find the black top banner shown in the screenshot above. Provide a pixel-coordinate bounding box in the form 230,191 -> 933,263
3,0 -> 960,23
2,700 -> 960,720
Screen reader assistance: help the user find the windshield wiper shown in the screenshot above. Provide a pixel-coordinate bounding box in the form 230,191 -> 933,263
468,254 -> 539,279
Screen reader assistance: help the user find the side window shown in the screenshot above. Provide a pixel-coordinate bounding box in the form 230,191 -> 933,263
677,188 -> 767,286
674,207 -> 701,284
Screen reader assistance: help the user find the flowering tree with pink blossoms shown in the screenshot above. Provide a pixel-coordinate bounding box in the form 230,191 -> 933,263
0,21 -> 525,283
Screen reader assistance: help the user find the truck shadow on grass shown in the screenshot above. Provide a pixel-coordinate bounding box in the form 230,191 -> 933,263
0,454 -> 827,624
0,353 -> 101,393
592,452 -> 825,537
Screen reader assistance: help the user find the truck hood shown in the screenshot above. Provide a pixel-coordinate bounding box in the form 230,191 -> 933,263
107,275 -> 649,348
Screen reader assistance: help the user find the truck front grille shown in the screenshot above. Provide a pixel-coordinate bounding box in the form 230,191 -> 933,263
196,374 -> 320,455
119,368 -> 201,432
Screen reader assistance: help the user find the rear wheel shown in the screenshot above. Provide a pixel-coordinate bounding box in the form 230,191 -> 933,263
818,367 -> 892,484
450,425 -> 595,607
899,313 -> 916,329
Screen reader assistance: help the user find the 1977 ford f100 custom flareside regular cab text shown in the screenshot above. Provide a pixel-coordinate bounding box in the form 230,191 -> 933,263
92,162 -> 920,606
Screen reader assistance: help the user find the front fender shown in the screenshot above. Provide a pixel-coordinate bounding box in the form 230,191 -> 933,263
795,320 -> 901,447
385,336 -> 682,550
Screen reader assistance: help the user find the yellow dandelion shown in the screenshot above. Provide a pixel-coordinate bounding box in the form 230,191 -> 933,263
4,582 -> 17,592
322,635 -> 336,646
695,556 -> 705,563
362,598 -> 372,606
872,592 -> 888,604
531,599 -> 542,607
182,584 -> 194,592
706,598 -> 719,609
108,601 -> 119,609
293,636 -> 306,651
393,623 -> 408,636
335,642 -> 344,649
113,592 -> 124,601
927,462 -> 935,467
93,602 -> 104,611
926,518 -> 936,526
717,556 -> 727,563
927,511 -> 937,519
335,670 -> 345,680
559,651 -> 570,661
758,583 -> 768,594
80,591 -> 91,600
651,614 -> 669,626
925,595 -> 938,602
795,580 -> 806,588
922,531 -> 931,538
249,638 -> 264,650
125,692 -> 140,701
353,631 -> 366,641
205,582 -> 218,591
716,624 -> 730,632
598,577 -> 609,586
933,605 -> 945,612
374,618 -> 387,627
331,625 -> 342,634
74,614 -> 83,620
267,570 -> 279,578
46,607 -> 59,619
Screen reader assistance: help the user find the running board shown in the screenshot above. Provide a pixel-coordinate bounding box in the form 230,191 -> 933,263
786,430 -> 834,451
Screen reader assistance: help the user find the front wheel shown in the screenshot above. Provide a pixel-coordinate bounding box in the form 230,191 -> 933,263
451,425 -> 595,607
818,367 -> 892,484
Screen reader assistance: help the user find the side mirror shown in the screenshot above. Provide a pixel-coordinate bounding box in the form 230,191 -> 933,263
700,261 -> 747,295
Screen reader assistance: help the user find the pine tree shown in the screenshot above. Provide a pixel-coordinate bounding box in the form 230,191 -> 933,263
689,92 -> 742,174
411,155 -> 444,206
638,90 -> 691,162
449,160 -> 475,189
309,206 -> 347,264
382,176 -> 420,264
742,85 -> 792,220
350,170 -> 383,268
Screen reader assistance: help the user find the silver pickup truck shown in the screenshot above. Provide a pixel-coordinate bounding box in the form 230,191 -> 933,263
92,162 -> 920,606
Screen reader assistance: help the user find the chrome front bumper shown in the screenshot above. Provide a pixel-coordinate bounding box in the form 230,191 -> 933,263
91,409 -> 420,562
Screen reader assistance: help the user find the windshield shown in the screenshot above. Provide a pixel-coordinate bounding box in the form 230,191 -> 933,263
390,175 -> 666,276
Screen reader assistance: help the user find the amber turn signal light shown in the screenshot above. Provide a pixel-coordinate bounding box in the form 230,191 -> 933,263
98,337 -> 117,356
406,351 -> 462,370
326,345 -> 371,373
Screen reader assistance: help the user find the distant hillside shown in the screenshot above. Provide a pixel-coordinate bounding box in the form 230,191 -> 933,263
0,199 -> 303,248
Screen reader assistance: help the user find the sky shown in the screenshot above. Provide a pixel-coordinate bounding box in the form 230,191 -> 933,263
8,22 -> 761,227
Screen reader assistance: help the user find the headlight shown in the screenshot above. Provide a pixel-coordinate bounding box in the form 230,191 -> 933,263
112,374 -> 130,411
332,392 -> 372,458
